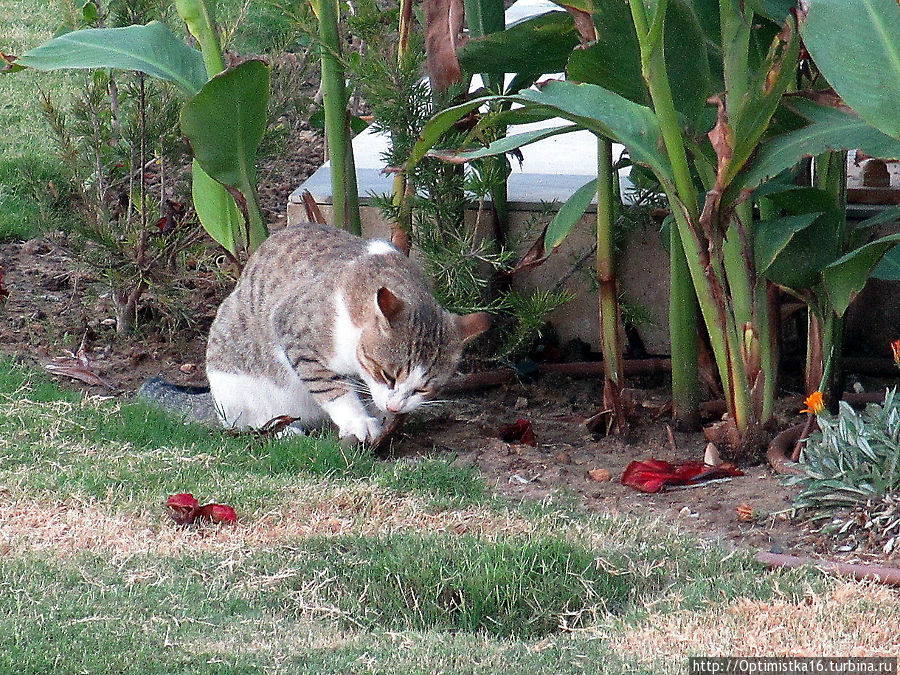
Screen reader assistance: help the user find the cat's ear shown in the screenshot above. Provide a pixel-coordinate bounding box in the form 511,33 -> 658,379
375,287 -> 405,325
456,312 -> 491,343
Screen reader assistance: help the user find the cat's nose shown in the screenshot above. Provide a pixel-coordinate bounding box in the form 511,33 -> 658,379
387,402 -> 402,413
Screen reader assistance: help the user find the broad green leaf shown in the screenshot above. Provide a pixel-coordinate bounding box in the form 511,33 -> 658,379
17,21 -> 207,96
801,0 -> 900,140
566,0 -> 647,105
434,124 -> 580,162
723,18 -> 799,187
191,161 -> 244,256
458,11 -> 579,79
408,99 -> 488,168
464,0 -> 505,37
182,60 -> 270,251
854,206 -> 900,232
688,0 -> 724,86
735,99 -> 900,194
749,0 -> 797,23
823,234 -> 900,316
567,0 -> 710,127
514,81 -> 673,180
752,187 -> 841,293
545,179 -> 597,250
690,0 -> 721,44
478,106 -> 568,128
659,0 -> 712,128
754,212 -> 821,280
848,205 -> 900,248
464,0 -> 520,92
873,245 -> 900,280
763,186 -> 840,219
409,82 -> 672,182
757,211 -> 839,292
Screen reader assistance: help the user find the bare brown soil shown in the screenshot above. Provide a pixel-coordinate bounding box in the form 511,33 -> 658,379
1,121 -> 896,570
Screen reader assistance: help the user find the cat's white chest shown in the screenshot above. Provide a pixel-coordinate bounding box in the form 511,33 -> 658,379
328,292 -> 363,375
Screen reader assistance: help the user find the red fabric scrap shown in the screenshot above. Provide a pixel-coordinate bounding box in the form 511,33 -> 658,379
621,459 -> 743,493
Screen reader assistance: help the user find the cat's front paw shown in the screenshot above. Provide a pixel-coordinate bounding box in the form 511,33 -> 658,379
337,415 -> 383,444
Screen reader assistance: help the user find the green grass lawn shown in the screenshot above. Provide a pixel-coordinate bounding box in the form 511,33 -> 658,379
4,4 -> 900,672
5,358 -> 898,673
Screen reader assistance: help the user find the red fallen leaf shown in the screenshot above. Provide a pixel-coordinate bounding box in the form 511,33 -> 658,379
166,492 -> 201,525
166,493 -> 200,509
621,459 -> 744,493
498,418 -> 537,446
166,493 -> 236,525
197,503 -> 237,524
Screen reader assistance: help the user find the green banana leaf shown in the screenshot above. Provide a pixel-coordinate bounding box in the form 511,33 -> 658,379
181,60 -> 270,252
801,0 -> 900,140
17,21 -> 206,96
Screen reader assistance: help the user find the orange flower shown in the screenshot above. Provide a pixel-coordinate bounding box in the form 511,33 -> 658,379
801,391 -> 825,415
892,340 -> 900,368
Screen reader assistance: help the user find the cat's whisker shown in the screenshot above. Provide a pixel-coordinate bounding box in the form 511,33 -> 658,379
419,399 -> 451,409
345,380 -> 371,395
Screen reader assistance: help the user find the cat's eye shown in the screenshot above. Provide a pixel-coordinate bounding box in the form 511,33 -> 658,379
381,370 -> 396,387
415,388 -> 430,396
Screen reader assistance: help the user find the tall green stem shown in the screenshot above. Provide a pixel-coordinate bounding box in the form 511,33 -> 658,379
806,151 -> 847,397
389,0 -> 414,253
177,0 -> 267,254
316,0 -> 361,234
464,0 -> 509,242
631,0 -> 753,432
176,0 -> 226,77
719,0 -> 750,115
596,136 -> 626,433
720,1 -> 775,425
669,224 -> 700,430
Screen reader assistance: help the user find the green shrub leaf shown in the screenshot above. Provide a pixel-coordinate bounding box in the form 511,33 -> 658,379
735,98 -> 900,195
457,11 -> 580,81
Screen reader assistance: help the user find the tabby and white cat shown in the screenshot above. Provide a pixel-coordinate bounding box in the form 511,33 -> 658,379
206,222 -> 490,441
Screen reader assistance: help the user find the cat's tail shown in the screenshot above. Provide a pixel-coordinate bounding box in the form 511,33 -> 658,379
136,377 -> 221,426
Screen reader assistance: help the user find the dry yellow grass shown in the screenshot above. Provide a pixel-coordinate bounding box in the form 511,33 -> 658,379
605,581 -> 900,659
0,484 -> 538,558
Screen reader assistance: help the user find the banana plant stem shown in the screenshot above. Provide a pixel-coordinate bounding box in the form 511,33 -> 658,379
596,136 -> 626,432
669,224 -> 700,430
630,0 -> 751,431
176,0 -> 226,78
316,0 -> 361,234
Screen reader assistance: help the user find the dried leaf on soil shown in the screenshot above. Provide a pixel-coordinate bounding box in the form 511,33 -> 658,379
45,348 -> 115,391
498,418 -> 537,446
587,468 -> 612,482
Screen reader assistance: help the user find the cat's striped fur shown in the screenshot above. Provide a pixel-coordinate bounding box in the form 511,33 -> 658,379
205,223 -> 489,441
